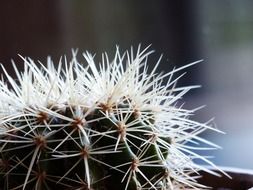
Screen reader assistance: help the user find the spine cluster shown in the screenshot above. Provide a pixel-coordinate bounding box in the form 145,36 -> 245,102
0,46 -> 223,190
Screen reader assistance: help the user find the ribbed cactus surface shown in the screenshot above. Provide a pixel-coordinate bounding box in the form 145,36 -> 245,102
0,46 -> 224,190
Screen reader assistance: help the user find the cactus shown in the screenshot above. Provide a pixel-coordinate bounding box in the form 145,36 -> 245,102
0,46 -> 225,190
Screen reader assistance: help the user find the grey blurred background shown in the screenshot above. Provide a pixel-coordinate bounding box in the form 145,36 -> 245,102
0,0 -> 253,169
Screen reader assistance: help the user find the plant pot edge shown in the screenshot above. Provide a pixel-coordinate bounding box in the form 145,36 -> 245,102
198,165 -> 253,189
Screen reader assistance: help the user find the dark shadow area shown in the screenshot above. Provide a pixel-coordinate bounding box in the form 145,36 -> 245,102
0,0 -> 202,90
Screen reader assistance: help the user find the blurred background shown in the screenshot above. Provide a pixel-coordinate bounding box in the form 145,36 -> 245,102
0,0 -> 253,169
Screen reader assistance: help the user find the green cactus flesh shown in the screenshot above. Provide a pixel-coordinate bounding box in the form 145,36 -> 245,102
0,102 -> 170,190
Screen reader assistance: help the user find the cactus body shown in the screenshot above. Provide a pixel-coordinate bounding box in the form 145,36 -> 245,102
0,46 -> 223,189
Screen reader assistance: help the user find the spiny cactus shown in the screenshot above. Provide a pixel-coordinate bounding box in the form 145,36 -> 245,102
0,46 -> 226,190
